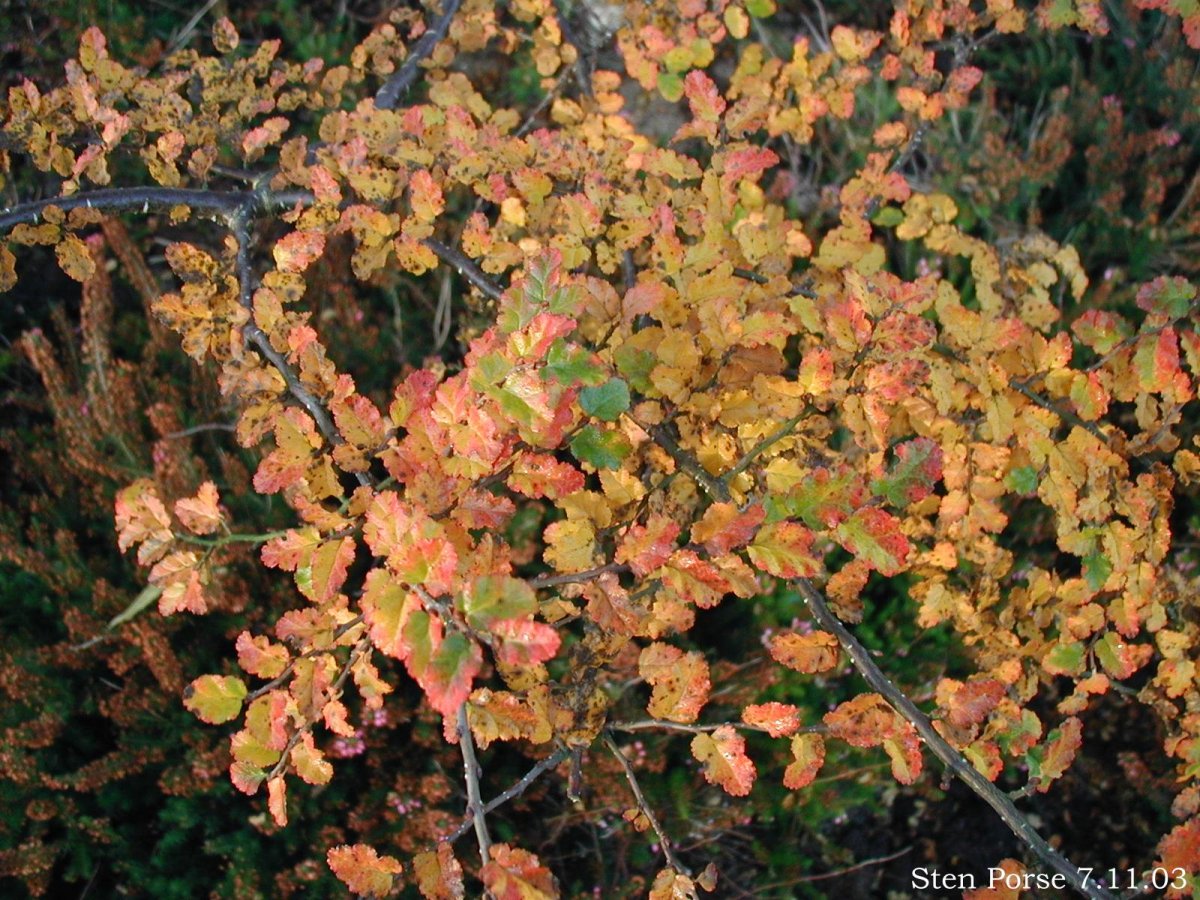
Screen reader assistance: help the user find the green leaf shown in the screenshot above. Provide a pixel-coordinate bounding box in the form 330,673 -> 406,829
1005,466 -> 1038,495
422,632 -> 483,717
1082,548 -> 1112,593
1044,641 -> 1085,677
579,378 -> 630,421
184,674 -> 248,724
460,575 -> 536,629
614,344 -> 657,394
570,425 -> 632,470
871,206 -> 904,227
542,340 -> 607,386
657,72 -> 685,102
745,0 -> 777,16
834,507 -> 910,576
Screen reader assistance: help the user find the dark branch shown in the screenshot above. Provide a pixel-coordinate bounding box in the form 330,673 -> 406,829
375,0 -> 464,110
793,576 -> 1118,900
423,237 -> 505,302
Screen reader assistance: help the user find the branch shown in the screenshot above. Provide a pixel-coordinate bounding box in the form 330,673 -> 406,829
0,187 -> 249,232
423,237 -> 505,302
603,730 -> 689,876
609,719 -> 826,736
530,561 -> 628,589
456,702 -> 493,865
650,425 -> 729,502
793,576 -> 1118,900
375,0 -> 465,110
721,413 -> 805,486
444,748 -> 570,843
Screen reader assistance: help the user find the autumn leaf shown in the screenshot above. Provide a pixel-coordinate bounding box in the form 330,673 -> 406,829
871,437 -> 943,507
768,630 -> 840,674
291,732 -> 333,785
616,515 -> 681,577
649,867 -> 699,900
692,726 -> 756,796
173,481 -> 223,534
823,693 -> 901,747
640,642 -> 711,723
690,502 -> 765,555
783,733 -> 826,789
480,844 -> 557,900
327,844 -> 403,898
747,521 -> 822,578
834,507 -> 911,576
742,702 -> 801,737
235,631 -> 290,679
412,843 -> 465,900
273,230 -> 325,273
183,674 -> 247,724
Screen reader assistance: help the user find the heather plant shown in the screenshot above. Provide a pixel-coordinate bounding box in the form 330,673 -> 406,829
1,1 -> 1199,898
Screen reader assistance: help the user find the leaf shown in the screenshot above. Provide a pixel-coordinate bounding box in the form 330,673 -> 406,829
639,642 -> 710,723
491,619 -> 561,667
327,844 -> 404,898
569,424 -> 631,470
768,630 -> 840,674
413,843 -> 465,899
616,515 -> 682,577
823,693 -> 900,747
115,479 -> 174,566
267,776 -> 288,826
361,567 -> 423,659
882,727 -> 922,784
543,518 -> 597,573
1027,717 -> 1082,791
295,536 -> 356,603
834,507 -> 910,576
936,678 -> 1006,730
1157,818 -> 1200,892
1095,631 -> 1152,680
183,674 -> 247,724
419,632 -> 483,717
747,521 -> 822,578
649,868 -> 698,900
56,233 -> 96,282
742,702 -> 801,737
235,631 -> 290,679
460,575 -> 536,629
480,844 -> 556,900
174,481 -> 223,534
871,437 -> 943,506
579,377 -> 630,421
273,230 -> 325,273
690,502 -> 765,555
468,688 -> 552,748
691,725 -> 756,796
783,733 -> 825,789
291,732 -> 333,785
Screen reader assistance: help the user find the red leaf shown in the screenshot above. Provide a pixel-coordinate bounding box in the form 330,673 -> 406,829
690,502 -> 765,555
491,619 -> 561,667
824,693 -> 901,747
616,515 -> 681,577
742,702 -> 801,737
834,507 -> 911,576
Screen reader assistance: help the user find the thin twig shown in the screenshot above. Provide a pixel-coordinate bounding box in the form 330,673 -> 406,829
375,0 -> 464,110
609,719 -> 826,736
457,702 -> 493,865
603,731 -> 689,876
793,576 -> 1118,900
444,748 -> 570,842
722,413 -> 805,486
530,562 -> 628,589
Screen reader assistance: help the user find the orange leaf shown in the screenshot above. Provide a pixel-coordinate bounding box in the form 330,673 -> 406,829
823,693 -> 901,747
742,702 -> 801,737
783,733 -> 826,789
691,725 -> 756,796
639,642 -> 710,723
173,481 -> 223,535
480,844 -> 557,900
768,630 -> 840,674
413,843 -> 465,899
327,843 -> 403,898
